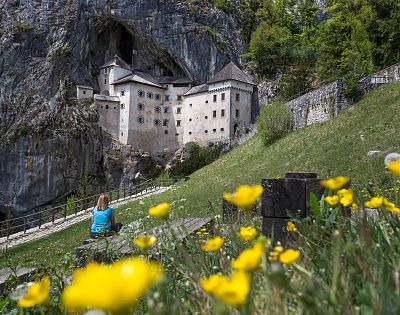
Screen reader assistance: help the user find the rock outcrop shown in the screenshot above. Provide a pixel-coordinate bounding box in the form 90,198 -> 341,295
0,0 -> 245,218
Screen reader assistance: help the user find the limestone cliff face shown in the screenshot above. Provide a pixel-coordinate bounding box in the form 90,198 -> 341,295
0,0 -> 245,218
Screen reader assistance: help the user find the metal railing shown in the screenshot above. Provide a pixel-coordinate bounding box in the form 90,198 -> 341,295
0,178 -> 177,239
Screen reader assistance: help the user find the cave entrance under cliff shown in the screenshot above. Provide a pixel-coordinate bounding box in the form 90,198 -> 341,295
93,21 -> 188,79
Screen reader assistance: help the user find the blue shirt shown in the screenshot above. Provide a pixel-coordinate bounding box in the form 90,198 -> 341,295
91,207 -> 113,233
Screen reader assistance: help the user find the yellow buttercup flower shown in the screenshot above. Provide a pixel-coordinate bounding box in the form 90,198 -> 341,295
62,258 -> 163,313
279,249 -> 300,265
232,242 -> 264,271
365,196 -> 384,208
18,276 -> 50,308
269,245 -> 284,261
387,160 -> 400,176
149,202 -> 170,219
286,221 -> 298,232
201,236 -> 224,252
337,189 -> 354,207
134,235 -> 156,250
320,176 -> 350,191
239,226 -> 257,241
324,195 -> 339,207
200,271 -> 250,307
223,185 -> 264,210
351,203 -> 360,212
383,198 -> 400,213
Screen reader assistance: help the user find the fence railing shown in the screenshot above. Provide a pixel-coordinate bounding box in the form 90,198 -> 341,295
0,178 -> 177,239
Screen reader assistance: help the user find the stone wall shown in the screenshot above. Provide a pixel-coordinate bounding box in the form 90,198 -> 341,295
286,80 -> 348,130
358,63 -> 400,93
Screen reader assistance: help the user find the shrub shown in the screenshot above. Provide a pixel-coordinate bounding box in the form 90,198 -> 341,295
256,100 -> 293,145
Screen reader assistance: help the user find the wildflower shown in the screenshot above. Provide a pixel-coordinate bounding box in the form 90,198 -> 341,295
62,258 -> 163,313
223,185 -> 264,210
200,271 -> 250,307
351,203 -> 359,212
337,189 -> 354,207
201,236 -> 224,252
269,245 -> 284,261
232,242 -> 264,271
239,226 -> 257,241
365,196 -> 384,208
134,235 -> 156,250
320,176 -> 350,191
149,202 -> 170,219
383,198 -> 400,213
17,276 -> 50,308
286,221 -> 298,232
279,249 -> 300,265
387,160 -> 400,176
324,195 -> 339,207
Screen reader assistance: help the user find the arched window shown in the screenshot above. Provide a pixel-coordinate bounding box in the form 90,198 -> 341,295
138,90 -> 145,97
137,116 -> 145,124
137,103 -> 144,110
155,94 -> 160,100
121,103 -> 125,109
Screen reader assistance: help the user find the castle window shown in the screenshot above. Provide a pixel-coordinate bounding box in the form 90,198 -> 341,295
164,107 -> 169,113
189,132 -> 192,135
155,94 -> 160,100
104,79 -> 106,84
176,107 -> 182,114
213,95 -> 217,102
121,103 -> 125,109
189,104 -> 192,107
155,107 -> 162,113
213,129 -> 216,132
121,132 -> 123,136
105,105 -> 109,109
165,95 -> 170,101
138,90 -> 145,97
114,106 -> 116,109
189,118 -> 192,122
221,93 -> 225,101
177,95 -> 182,101
236,93 -> 240,101
101,105 -> 103,109
236,109 -> 240,118
147,92 -> 153,99
205,130 -> 208,134
205,100 -> 209,104
137,116 -> 144,124
83,91 -> 86,95
137,103 -> 144,110
220,128 -> 224,131
120,90 -> 125,96
205,116 -> 208,119
221,109 -> 225,117
213,110 -> 216,118
154,119 -> 161,126
104,68 -> 107,74
177,120 -> 181,127
164,130 -> 168,134
163,119 -> 168,126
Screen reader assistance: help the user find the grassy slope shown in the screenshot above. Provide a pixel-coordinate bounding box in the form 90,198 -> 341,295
2,82 -> 400,268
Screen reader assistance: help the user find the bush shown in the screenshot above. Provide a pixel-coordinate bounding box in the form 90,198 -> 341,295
256,100 -> 293,145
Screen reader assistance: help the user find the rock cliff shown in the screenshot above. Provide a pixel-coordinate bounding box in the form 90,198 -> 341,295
0,0 -> 245,218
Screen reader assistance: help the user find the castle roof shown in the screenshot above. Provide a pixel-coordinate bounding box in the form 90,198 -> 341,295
184,83 -> 209,96
159,77 -> 193,84
111,71 -> 165,89
207,61 -> 254,85
99,55 -> 132,70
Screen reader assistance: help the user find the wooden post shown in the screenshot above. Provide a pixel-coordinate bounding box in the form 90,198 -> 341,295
23,217 -> 27,233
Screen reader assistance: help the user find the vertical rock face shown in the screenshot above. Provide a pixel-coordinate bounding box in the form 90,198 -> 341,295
0,0 -> 245,218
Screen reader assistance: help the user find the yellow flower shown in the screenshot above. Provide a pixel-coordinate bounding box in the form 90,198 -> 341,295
320,176 -> 350,191
269,245 -> 284,261
18,276 -> 50,308
365,196 -> 384,208
324,195 -> 339,207
286,221 -> 298,232
200,271 -> 250,307
383,198 -> 400,213
337,189 -> 354,207
62,258 -> 163,313
201,236 -> 224,252
387,160 -> 400,176
239,226 -> 257,241
232,242 -> 264,271
149,202 -> 170,219
134,235 -> 156,249
279,249 -> 300,265
223,185 -> 264,210
351,203 -> 359,212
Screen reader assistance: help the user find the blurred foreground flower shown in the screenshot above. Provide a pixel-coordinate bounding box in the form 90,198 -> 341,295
239,226 -> 257,241
320,176 -> 349,191
149,202 -> 170,219
387,160 -> 400,176
232,242 -> 264,271
286,221 -> 298,232
17,276 -> 50,308
201,236 -> 224,252
62,258 -> 163,313
200,271 -> 250,307
383,198 -> 400,213
324,195 -> 339,207
269,244 -> 284,261
337,189 -> 354,207
134,235 -> 156,250
223,185 -> 263,210
365,196 -> 384,208
279,249 -> 300,265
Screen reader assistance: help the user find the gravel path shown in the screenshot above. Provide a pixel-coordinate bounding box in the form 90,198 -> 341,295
0,187 -> 170,249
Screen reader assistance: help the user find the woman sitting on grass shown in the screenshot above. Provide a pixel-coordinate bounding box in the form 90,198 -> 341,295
90,194 -> 122,238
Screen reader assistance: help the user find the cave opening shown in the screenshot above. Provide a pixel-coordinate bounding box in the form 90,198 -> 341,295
0,210 -> 6,223
119,26 -> 134,67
